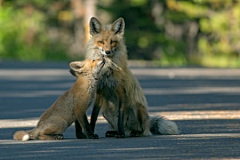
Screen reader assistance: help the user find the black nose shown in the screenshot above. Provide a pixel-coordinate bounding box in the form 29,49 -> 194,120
105,50 -> 111,55
69,69 -> 77,77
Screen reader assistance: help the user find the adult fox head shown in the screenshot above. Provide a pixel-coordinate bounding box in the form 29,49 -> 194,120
69,58 -> 105,78
89,17 -> 125,58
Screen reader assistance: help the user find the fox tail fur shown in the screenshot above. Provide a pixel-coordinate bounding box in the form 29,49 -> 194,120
13,130 -> 31,141
150,116 -> 179,135
13,128 -> 39,141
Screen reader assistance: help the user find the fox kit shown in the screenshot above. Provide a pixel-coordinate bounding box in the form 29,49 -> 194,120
13,58 -> 105,141
74,17 -> 179,138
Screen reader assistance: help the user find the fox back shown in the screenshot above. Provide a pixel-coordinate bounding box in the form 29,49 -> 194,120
13,58 -> 105,141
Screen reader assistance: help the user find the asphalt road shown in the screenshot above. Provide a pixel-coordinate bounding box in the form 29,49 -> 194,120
0,61 -> 240,160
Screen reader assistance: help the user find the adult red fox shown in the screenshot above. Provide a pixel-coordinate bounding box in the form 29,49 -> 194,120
74,17 -> 179,138
13,58 -> 105,141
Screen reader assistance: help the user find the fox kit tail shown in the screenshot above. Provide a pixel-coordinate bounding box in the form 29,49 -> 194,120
13,130 -> 31,141
13,128 -> 39,141
150,116 -> 179,135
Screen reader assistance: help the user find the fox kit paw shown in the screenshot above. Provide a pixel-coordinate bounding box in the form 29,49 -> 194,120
105,131 -> 117,137
130,131 -> 143,137
115,132 -> 125,138
88,134 -> 99,139
55,134 -> 64,140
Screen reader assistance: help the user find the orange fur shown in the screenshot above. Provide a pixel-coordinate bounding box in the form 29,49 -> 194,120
13,59 -> 105,141
81,17 -> 179,137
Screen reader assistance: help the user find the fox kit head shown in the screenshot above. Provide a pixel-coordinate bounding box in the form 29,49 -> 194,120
88,17 -> 126,59
69,58 -> 105,78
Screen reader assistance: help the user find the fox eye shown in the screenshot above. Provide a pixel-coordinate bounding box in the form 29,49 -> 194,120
111,40 -> 117,44
98,41 -> 104,44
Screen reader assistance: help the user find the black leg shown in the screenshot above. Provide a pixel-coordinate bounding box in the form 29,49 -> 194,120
116,100 -> 125,138
76,113 -> 99,139
75,120 -> 87,139
90,98 -> 101,133
83,114 -> 99,139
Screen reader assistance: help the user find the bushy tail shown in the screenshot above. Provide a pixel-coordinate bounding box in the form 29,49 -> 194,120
150,116 -> 179,135
13,128 -> 39,141
13,130 -> 31,141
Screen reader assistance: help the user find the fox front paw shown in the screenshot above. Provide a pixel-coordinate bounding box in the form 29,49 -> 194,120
130,131 -> 143,137
115,132 -> 125,138
55,134 -> 64,140
88,134 -> 99,139
105,131 -> 117,137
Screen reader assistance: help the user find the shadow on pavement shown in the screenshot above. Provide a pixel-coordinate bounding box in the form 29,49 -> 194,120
0,62 -> 240,159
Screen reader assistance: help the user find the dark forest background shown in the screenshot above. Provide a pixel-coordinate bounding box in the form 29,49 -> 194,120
0,0 -> 240,67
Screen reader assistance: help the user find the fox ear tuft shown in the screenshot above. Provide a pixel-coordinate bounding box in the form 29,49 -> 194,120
90,17 -> 102,35
111,17 -> 125,35
69,61 -> 83,72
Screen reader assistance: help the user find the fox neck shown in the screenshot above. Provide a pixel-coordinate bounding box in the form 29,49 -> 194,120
74,76 -> 98,98
86,39 -> 128,70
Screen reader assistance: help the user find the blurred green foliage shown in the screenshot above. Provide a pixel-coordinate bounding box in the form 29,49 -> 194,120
0,0 -> 240,67
0,0 -> 71,61
98,0 -> 240,67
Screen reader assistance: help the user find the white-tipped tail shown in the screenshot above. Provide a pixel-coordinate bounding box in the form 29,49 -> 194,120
13,131 -> 30,141
22,134 -> 30,141
150,116 -> 179,135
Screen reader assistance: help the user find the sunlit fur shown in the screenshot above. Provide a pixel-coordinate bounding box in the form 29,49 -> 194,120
85,17 -> 179,136
13,59 -> 104,141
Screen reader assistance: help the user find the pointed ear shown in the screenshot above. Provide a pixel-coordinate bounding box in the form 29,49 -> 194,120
89,17 -> 102,35
111,17 -> 125,35
69,61 -> 84,72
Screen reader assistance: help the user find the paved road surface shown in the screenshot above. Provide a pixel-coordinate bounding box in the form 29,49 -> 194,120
0,61 -> 240,160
